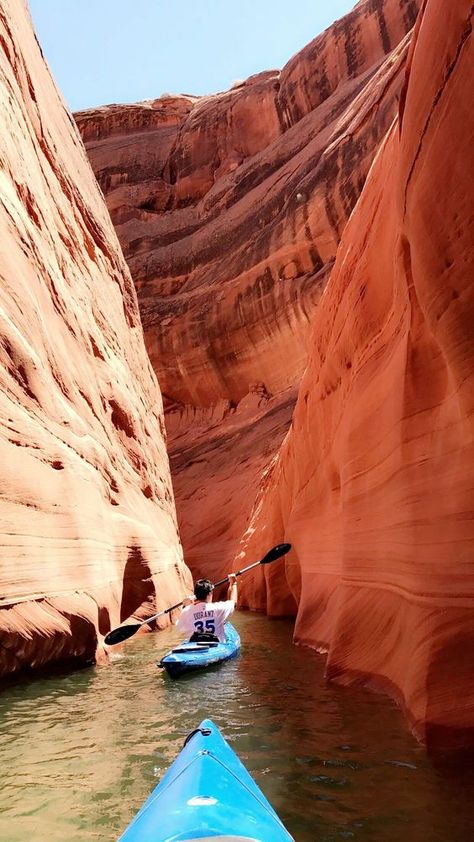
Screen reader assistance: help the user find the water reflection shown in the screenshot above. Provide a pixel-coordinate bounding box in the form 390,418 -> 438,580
0,613 -> 472,841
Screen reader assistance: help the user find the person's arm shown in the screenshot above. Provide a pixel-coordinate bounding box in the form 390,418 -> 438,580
175,595 -> 195,628
182,595 -> 195,607
226,573 -> 238,606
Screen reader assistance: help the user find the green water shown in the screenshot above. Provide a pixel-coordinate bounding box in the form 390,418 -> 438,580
0,613 -> 473,842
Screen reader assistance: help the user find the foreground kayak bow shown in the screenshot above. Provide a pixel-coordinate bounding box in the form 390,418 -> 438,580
118,718 -> 294,841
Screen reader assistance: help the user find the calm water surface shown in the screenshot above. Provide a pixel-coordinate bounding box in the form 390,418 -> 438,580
0,613 -> 473,842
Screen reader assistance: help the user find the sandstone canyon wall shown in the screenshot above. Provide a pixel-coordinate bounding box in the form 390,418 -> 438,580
0,0 -> 190,677
237,0 -> 474,750
76,0 -> 421,581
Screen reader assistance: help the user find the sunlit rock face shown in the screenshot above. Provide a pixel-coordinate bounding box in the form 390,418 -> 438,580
76,0 -> 421,581
237,0 -> 474,751
0,0 -> 190,677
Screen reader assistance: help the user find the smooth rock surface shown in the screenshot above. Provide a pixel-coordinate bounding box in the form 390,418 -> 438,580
0,0 -> 190,677
237,0 -> 474,750
76,0 -> 421,576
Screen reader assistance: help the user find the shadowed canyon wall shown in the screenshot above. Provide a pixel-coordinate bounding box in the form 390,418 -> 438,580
0,0 -> 190,677
236,0 -> 474,750
76,0 -> 421,580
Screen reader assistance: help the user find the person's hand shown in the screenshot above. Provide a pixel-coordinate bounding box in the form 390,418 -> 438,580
228,573 -> 237,584
182,595 -> 195,607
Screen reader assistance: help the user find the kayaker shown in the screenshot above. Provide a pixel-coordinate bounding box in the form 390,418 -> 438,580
176,574 -> 238,643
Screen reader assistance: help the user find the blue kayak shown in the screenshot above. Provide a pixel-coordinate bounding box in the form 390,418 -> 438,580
159,622 -> 240,678
118,718 -> 294,841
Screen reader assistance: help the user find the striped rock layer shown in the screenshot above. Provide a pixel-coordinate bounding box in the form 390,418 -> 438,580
0,0 -> 189,677
76,0 -> 421,581
237,0 -> 474,751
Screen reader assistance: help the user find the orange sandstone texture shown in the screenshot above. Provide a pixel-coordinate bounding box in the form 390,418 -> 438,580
76,0 -> 420,579
0,0 -> 190,677
238,0 -> 474,750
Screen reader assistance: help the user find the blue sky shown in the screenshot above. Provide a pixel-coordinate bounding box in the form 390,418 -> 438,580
29,0 -> 356,112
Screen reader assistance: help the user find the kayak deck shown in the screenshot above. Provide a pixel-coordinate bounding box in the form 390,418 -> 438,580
159,622 -> 240,678
118,719 -> 294,841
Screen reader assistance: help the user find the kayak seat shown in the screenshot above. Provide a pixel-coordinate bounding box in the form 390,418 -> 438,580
189,631 -> 219,643
180,837 -> 262,841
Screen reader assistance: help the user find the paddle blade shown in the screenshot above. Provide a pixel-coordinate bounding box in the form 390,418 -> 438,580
261,542 -> 292,564
104,623 -> 141,646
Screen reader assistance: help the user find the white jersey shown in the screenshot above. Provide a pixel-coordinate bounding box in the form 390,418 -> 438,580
176,600 -> 234,642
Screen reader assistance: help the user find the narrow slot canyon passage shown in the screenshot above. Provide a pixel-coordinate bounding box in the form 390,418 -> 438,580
0,0 -> 472,838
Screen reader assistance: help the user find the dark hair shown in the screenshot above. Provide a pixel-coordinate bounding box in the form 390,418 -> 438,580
194,578 -> 214,601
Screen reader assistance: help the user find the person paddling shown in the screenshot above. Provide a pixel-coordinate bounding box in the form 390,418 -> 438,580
103,545 -> 290,646
176,574 -> 238,643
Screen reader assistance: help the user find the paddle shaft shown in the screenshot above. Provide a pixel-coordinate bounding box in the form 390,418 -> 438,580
136,559 -> 262,628
213,559 -> 263,588
137,598 -> 186,629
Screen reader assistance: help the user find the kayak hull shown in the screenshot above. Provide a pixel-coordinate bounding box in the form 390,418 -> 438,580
159,622 -> 240,678
118,718 -> 294,841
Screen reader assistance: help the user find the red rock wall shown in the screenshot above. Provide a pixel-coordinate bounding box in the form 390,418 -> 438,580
237,0 -> 474,750
0,0 -> 190,677
76,0 -> 420,581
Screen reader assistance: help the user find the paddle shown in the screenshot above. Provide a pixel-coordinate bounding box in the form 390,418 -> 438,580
104,542 -> 291,646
